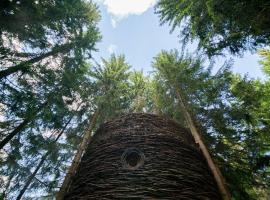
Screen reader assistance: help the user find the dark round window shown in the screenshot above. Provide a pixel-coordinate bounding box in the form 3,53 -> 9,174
121,148 -> 145,170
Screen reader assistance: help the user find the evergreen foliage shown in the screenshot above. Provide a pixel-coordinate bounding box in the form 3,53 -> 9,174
1,1 -> 270,199
0,0 -> 101,198
151,50 -> 270,199
155,0 -> 270,56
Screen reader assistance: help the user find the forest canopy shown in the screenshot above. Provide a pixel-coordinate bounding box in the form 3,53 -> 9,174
0,0 -> 270,199
155,0 -> 270,56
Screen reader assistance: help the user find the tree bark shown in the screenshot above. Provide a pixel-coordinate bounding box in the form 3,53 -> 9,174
16,152 -> 48,200
16,113 -> 75,200
56,111 -> 99,200
0,101 -> 48,149
175,87 -> 231,200
0,42 -> 73,79
0,118 -> 30,149
2,173 -> 14,200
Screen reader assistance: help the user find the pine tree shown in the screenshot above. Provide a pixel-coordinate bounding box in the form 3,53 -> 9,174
57,54 -> 133,199
155,0 -> 270,56
151,49 -> 270,199
152,50 -> 230,199
0,0 -> 101,148
0,1 -> 101,198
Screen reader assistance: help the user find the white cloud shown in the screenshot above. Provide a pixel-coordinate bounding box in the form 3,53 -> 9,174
111,18 -> 117,28
96,0 -> 157,27
102,0 -> 157,17
107,44 -> 118,54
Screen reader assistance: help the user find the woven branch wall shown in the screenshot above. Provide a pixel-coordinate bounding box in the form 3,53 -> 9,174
64,113 -> 222,199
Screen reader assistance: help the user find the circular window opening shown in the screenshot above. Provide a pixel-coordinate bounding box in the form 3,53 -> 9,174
121,148 -> 145,170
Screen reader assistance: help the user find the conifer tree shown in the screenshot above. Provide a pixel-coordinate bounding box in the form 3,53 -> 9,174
0,0 -> 101,198
156,0 -> 270,56
0,0 -> 101,149
57,54 -> 133,199
152,50 -> 230,199
151,49 -> 270,199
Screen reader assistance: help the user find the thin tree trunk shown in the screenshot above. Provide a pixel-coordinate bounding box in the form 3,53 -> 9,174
56,111 -> 99,200
0,42 -> 73,79
0,118 -> 30,149
16,113 -> 75,200
0,101 -> 48,149
2,173 -> 14,200
16,152 -> 49,200
175,88 -> 231,200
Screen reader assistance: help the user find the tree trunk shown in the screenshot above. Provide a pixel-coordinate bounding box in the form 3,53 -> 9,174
2,173 -> 14,200
0,42 -> 73,79
56,111 -> 99,200
16,152 -> 48,200
0,118 -> 30,149
175,87 -> 231,200
0,101 -> 48,149
16,114 -> 74,200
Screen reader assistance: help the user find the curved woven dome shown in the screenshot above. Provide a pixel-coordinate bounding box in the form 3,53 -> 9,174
64,113 -> 221,199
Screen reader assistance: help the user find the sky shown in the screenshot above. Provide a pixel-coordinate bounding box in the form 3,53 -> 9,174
92,0 -> 266,79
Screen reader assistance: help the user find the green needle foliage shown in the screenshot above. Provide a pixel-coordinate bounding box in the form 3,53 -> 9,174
151,49 -> 270,199
259,49 -> 270,76
155,0 -> 270,56
0,0 -> 101,198
0,0 -> 100,78
1,1 -> 270,199
0,52 -> 137,199
89,54 -> 133,121
129,71 -> 153,113
0,0 -> 101,148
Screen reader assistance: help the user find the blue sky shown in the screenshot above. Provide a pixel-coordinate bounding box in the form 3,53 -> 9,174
92,0 -> 265,79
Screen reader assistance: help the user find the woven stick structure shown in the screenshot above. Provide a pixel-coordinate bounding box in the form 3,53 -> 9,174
64,113 -> 222,199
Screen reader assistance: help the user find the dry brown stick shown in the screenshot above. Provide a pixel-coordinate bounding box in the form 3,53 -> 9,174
56,110 -> 99,200
175,87 -> 231,200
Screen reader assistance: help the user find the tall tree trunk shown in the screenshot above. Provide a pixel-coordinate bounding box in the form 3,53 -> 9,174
0,101 -> 48,149
2,173 -> 14,200
0,42 -> 73,79
0,118 -> 30,149
16,113 -> 75,200
16,152 -> 48,200
56,111 -> 99,200
175,87 -> 231,200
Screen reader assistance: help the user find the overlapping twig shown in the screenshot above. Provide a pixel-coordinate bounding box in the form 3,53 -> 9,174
64,113 -> 221,199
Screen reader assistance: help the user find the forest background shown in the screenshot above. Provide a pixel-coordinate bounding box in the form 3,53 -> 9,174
0,0 -> 269,199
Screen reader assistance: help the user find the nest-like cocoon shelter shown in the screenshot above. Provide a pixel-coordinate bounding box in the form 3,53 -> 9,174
64,113 -> 222,199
